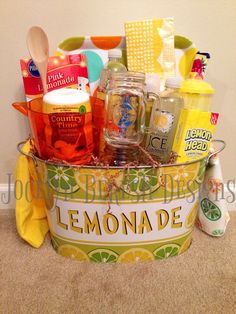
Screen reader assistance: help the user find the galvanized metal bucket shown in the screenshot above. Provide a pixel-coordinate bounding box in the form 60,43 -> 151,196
17,140 -> 225,263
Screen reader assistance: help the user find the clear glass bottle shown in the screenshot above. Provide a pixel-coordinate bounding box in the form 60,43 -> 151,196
107,49 -> 127,72
145,78 -> 184,163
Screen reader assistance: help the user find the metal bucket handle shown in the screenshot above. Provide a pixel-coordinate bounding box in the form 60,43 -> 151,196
17,139 -> 226,169
17,140 -> 39,168
207,139 -> 226,163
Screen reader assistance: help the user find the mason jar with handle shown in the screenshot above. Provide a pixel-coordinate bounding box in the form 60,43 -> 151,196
104,71 -> 158,148
102,71 -> 159,165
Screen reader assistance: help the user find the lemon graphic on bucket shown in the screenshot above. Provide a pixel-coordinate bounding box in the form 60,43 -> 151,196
88,248 -> 118,263
75,168 -> 123,197
185,201 -> 199,229
160,162 -> 200,192
153,244 -> 180,259
58,244 -> 89,261
179,235 -> 192,254
122,168 -> 161,196
118,248 -> 154,262
47,165 -> 79,194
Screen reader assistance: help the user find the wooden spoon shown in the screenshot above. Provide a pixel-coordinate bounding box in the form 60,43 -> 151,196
27,26 -> 49,94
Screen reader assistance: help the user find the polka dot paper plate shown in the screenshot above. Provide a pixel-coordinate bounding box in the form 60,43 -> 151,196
56,35 -> 197,95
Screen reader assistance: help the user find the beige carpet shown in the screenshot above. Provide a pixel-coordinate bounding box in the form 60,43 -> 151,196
1,210 -> 236,314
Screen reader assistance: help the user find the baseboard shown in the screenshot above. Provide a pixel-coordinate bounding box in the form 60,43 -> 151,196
0,184 -> 15,210
0,183 -> 235,211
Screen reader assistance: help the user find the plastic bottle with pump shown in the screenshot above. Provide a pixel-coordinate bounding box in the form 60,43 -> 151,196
179,51 -> 214,111
179,79 -> 214,111
170,52 -> 217,163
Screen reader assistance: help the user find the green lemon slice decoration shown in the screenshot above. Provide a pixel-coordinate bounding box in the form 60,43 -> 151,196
47,165 -> 79,194
212,229 -> 224,237
201,198 -> 221,221
153,244 -> 180,259
122,168 -> 160,195
88,249 -> 118,263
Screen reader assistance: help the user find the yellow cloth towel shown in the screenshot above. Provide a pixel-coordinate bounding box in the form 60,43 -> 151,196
15,141 -> 49,248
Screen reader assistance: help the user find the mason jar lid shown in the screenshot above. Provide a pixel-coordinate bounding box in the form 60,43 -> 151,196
111,71 -> 146,83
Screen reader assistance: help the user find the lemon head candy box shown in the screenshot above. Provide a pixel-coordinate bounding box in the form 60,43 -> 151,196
172,110 -> 219,163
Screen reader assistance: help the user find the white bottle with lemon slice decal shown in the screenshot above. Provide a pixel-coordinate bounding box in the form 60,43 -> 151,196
145,78 -> 184,163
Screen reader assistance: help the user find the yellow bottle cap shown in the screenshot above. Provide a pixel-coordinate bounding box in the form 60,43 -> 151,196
180,79 -> 214,94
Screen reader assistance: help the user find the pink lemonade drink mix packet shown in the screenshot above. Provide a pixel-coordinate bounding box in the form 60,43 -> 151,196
20,54 -> 90,101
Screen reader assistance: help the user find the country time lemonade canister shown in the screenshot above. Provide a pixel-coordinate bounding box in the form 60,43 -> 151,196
41,88 -> 94,163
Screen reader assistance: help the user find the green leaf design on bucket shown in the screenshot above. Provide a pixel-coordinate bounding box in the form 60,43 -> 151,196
88,249 -> 119,263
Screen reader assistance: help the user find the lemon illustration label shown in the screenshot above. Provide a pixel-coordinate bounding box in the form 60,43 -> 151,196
146,109 -> 175,161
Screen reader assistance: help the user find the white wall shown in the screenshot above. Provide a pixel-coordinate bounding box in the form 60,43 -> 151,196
0,0 -> 235,182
